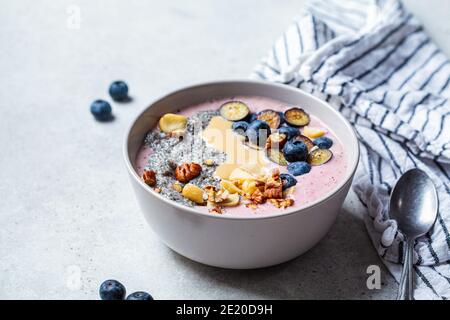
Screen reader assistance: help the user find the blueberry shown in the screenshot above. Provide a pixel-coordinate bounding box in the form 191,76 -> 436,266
278,112 -> 286,126
232,121 -> 249,135
99,279 -> 126,300
280,173 -> 297,190
246,120 -> 271,147
314,137 -> 333,149
126,291 -> 153,300
247,113 -> 258,123
109,80 -> 129,101
90,99 -> 112,121
278,126 -> 300,140
287,161 -> 311,176
282,140 -> 308,162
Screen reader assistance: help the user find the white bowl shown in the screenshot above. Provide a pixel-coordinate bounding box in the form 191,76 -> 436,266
124,80 -> 359,269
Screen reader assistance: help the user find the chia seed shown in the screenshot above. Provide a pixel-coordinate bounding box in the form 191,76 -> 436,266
143,110 -> 226,207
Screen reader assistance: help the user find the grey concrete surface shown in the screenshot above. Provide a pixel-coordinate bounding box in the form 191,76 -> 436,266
0,0 -> 449,300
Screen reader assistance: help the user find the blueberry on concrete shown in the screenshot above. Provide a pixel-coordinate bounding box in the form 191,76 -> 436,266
126,291 -> 154,300
90,99 -> 112,121
109,80 -> 129,101
313,137 -> 333,149
99,279 -> 126,300
246,120 -> 271,147
282,140 -> 308,162
287,161 -> 311,176
280,173 -> 297,190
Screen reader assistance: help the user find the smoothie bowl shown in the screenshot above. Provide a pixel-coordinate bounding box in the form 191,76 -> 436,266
124,80 -> 359,269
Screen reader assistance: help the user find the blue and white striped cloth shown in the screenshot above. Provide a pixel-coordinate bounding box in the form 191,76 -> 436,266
252,0 -> 450,299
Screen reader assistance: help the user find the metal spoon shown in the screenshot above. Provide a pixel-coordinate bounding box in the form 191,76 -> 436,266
389,168 -> 438,300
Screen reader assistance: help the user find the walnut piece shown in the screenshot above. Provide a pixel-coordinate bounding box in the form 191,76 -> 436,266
210,205 -> 223,214
264,169 -> 283,199
245,203 -> 258,210
142,169 -> 157,187
204,185 -> 217,208
247,189 -> 265,204
175,162 -> 202,183
269,198 -> 294,209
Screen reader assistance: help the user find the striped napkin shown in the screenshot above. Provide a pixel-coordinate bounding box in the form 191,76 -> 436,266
252,0 -> 450,299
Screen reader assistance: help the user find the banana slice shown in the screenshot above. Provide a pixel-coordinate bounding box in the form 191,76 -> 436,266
307,148 -> 333,166
265,132 -> 287,150
257,109 -> 281,129
239,163 -> 265,177
229,168 -> 256,181
266,149 -> 288,166
284,108 -> 310,127
158,113 -> 187,133
303,126 -> 326,139
219,101 -> 250,121
182,184 -> 205,204
241,180 -> 264,194
220,179 -> 243,194
221,193 -> 240,207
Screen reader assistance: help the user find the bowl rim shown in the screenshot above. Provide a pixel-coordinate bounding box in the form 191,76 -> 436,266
123,79 -> 360,220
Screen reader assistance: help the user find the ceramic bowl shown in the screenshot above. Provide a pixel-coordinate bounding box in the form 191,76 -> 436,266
124,80 -> 359,269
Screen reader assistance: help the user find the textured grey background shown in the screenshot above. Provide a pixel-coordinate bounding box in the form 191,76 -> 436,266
0,0 -> 449,299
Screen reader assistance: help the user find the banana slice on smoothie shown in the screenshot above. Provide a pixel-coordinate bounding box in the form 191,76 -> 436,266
257,109 -> 281,129
284,107 -> 310,127
159,113 -> 187,133
229,168 -> 256,182
266,132 -> 287,149
182,184 -> 205,204
303,126 -> 326,139
307,148 -> 333,166
241,180 -> 264,194
239,163 -> 265,178
220,180 -> 243,194
221,193 -> 240,207
219,101 -> 250,121
266,149 -> 288,166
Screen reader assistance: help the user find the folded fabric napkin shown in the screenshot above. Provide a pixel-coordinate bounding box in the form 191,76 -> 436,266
252,0 -> 450,299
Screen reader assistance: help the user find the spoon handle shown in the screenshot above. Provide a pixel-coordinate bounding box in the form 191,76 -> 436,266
397,239 -> 414,300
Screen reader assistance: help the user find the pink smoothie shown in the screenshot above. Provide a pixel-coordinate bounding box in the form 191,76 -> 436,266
135,96 -> 348,217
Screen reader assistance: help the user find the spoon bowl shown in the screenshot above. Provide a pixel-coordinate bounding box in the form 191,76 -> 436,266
390,168 -> 438,237
389,168 -> 438,300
